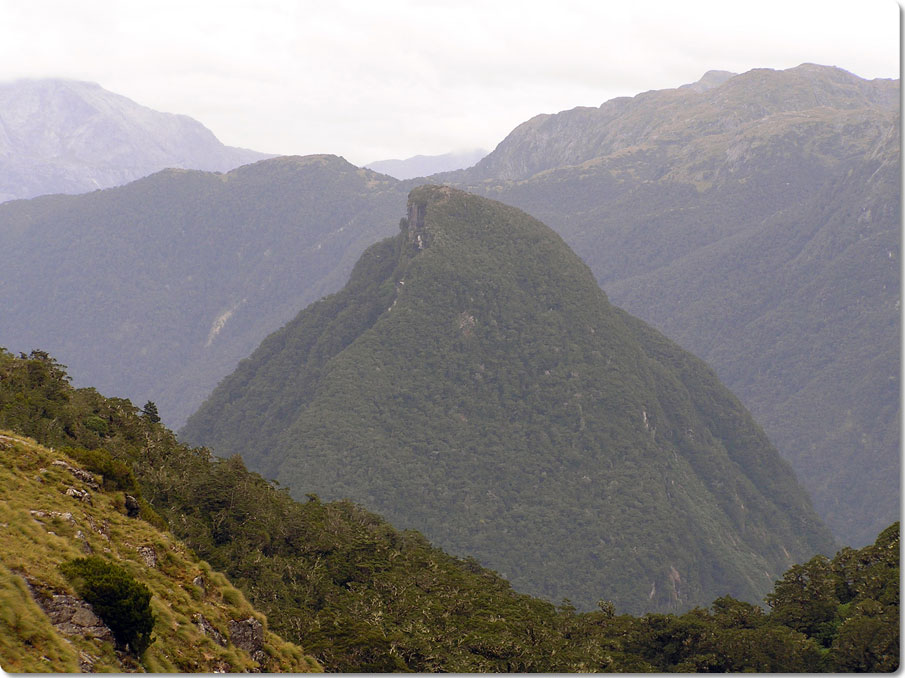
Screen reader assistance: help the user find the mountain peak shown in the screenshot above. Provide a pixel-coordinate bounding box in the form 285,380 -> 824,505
680,69 -> 737,92
183,186 -> 835,614
466,62 -> 897,182
0,78 -> 273,203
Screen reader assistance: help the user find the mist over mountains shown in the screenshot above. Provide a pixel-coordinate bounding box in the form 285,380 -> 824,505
365,148 -> 487,180
0,79 -> 272,202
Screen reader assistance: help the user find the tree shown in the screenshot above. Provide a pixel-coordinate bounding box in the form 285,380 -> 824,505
765,555 -> 839,645
141,401 -> 160,424
60,557 -> 155,655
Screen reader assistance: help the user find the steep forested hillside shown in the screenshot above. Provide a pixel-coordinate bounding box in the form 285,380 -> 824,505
440,64 -> 900,546
183,186 -> 836,614
0,154 -> 406,427
0,349 -> 896,672
0,79 -> 271,203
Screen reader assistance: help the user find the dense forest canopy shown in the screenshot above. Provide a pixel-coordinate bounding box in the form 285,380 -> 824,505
439,64 -> 900,547
183,186 -> 835,614
0,66 -> 896,552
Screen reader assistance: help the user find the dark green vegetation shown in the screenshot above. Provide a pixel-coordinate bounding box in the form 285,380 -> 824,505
183,186 -> 835,614
441,64 -> 900,546
60,557 -> 155,655
0,348 -> 897,672
0,154 -> 405,427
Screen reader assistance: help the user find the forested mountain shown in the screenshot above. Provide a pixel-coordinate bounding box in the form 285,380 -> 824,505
1,349 -> 897,672
438,64 -> 900,546
183,186 -> 836,614
0,155 -> 406,426
0,79 -> 271,203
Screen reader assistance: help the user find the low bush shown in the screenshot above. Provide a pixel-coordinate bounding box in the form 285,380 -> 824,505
60,556 -> 154,655
62,447 -> 138,494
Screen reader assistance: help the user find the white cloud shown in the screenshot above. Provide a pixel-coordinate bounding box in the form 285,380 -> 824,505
0,0 -> 898,165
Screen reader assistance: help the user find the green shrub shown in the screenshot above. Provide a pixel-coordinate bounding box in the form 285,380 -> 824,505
82,416 -> 109,435
60,557 -> 155,655
61,447 -> 139,494
138,499 -> 168,531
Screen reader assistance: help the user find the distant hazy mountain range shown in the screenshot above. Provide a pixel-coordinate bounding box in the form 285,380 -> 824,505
0,79 -> 272,202
0,64 -> 897,550
0,155 -> 405,427
365,148 -> 486,180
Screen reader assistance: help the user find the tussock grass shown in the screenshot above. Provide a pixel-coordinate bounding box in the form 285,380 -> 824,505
0,430 -> 319,673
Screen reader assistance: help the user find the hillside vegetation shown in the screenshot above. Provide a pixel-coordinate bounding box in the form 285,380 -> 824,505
0,154 -> 405,427
0,429 -> 317,673
1,66 -> 895,550
0,348 -> 897,672
183,186 -> 835,614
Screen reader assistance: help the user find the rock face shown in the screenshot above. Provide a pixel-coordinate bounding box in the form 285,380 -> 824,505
22,576 -> 114,643
124,494 -> 141,518
229,617 -> 266,664
137,545 -> 157,568
51,459 -> 99,489
0,79 -> 272,203
194,614 -> 227,646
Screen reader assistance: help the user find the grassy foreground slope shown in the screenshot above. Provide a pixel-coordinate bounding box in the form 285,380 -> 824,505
0,430 -> 317,673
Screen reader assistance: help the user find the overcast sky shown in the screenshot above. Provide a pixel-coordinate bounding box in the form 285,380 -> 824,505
0,0 -> 899,166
